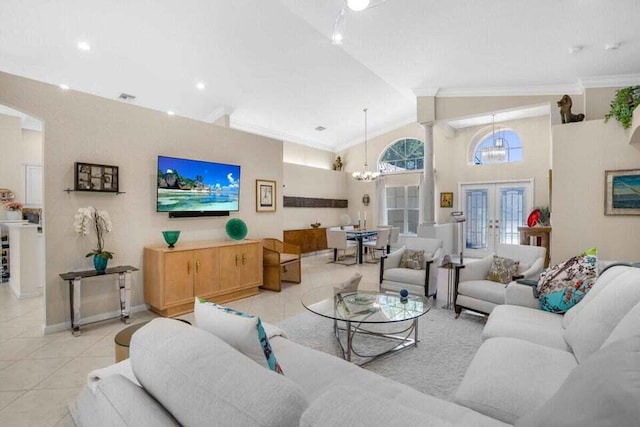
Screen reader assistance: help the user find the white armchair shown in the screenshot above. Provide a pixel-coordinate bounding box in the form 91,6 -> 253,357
379,237 -> 443,298
455,244 -> 546,316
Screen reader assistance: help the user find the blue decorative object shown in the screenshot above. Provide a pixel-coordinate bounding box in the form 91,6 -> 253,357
400,288 -> 409,303
226,218 -> 248,240
162,230 -> 181,248
93,255 -> 108,273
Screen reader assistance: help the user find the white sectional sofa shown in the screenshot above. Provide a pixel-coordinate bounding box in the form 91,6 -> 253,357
70,265 -> 640,426
454,265 -> 640,424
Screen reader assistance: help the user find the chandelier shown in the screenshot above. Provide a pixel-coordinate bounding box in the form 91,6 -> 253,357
352,108 -> 380,181
481,115 -> 507,164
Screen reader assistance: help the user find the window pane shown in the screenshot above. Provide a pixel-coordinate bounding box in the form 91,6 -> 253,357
407,210 -> 419,234
378,139 -> 424,173
465,189 -> 488,249
407,185 -> 419,209
499,188 -> 525,245
387,210 -> 404,230
474,130 -> 523,166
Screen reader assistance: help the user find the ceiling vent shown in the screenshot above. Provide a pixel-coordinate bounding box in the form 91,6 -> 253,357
315,126 -> 326,131
118,93 -> 136,102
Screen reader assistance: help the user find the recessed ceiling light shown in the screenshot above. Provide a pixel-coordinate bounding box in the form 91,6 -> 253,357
167,111 -> 175,116
604,43 -> 620,51
347,0 -> 370,11
59,84 -> 69,90
568,46 -> 582,54
196,82 -> 206,90
77,41 -> 91,51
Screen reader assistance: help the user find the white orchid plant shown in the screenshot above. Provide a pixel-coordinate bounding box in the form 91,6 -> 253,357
74,207 -> 114,260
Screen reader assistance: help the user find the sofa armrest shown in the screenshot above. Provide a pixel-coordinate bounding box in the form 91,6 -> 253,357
519,258 -> 545,280
505,281 -> 540,309
383,247 -> 405,271
263,247 -> 280,266
458,255 -> 493,282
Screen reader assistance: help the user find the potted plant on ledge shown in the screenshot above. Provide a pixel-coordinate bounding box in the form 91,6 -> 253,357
605,86 -> 640,130
74,206 -> 114,273
3,201 -> 23,221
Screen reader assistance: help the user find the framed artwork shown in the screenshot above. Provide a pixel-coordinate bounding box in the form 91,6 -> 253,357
440,192 -> 454,208
74,162 -> 119,193
605,169 -> 640,215
256,179 -> 276,212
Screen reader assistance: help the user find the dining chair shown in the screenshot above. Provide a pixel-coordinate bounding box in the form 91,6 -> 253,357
363,228 -> 391,263
326,229 -> 357,265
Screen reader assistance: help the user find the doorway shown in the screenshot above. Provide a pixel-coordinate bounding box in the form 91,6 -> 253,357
459,180 -> 533,258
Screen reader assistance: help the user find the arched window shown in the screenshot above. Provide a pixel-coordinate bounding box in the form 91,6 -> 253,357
378,138 -> 424,173
472,129 -> 523,165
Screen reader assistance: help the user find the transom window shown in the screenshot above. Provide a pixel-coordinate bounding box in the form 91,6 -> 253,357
472,129 -> 523,165
378,138 -> 424,173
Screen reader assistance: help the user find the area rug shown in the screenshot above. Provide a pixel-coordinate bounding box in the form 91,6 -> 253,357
277,307 -> 485,400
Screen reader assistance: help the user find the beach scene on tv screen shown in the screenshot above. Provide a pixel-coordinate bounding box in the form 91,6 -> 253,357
157,156 -> 240,212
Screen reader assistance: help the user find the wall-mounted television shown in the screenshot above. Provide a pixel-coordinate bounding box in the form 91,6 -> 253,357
157,155 -> 240,217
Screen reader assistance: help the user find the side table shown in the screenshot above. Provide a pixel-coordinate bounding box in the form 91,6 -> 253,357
439,262 -> 465,310
59,265 -> 138,336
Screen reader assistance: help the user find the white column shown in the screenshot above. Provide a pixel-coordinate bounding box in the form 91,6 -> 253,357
421,122 -> 435,226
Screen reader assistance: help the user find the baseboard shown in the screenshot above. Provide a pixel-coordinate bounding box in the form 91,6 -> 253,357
15,288 -> 43,300
43,304 -> 149,335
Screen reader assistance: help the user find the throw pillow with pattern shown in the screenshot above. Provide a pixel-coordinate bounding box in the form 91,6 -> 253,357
486,256 -> 520,284
537,248 -> 597,314
400,249 -> 425,270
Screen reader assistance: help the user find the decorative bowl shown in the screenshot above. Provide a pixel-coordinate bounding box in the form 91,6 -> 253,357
310,222 -> 321,229
226,218 -> 248,240
162,230 -> 181,248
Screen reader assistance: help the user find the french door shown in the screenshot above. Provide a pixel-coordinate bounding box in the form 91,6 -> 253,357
460,180 -> 533,258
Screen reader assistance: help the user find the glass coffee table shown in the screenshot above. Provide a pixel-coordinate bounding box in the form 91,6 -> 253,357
301,288 -> 432,365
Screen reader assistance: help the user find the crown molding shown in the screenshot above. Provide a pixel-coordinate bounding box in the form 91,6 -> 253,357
230,118 -> 336,152
435,83 -> 583,98
580,74 -> 640,89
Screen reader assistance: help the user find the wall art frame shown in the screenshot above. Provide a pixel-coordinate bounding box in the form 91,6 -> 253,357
74,162 -> 119,193
256,179 -> 276,212
440,192 -> 454,208
604,169 -> 640,215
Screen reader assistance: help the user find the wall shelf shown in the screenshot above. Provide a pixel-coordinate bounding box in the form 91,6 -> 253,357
63,188 -> 126,195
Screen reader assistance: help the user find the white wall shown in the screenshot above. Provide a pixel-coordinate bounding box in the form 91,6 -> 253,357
0,71 -> 285,328
551,119 -> 640,264
282,141 -> 335,170
433,115 -> 552,224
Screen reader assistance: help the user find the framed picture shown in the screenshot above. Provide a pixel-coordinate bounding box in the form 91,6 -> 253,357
440,192 -> 454,208
256,179 -> 276,212
74,162 -> 119,193
605,169 -> 640,215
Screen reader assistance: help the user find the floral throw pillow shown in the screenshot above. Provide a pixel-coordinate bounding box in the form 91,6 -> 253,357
537,248 -> 597,314
400,249 -> 425,270
486,256 -> 520,284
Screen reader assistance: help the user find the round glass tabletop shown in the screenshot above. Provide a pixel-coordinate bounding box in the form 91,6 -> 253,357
301,287 -> 432,324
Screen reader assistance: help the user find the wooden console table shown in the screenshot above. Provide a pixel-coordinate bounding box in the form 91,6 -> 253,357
59,265 -> 138,336
283,228 -> 328,253
518,226 -> 551,268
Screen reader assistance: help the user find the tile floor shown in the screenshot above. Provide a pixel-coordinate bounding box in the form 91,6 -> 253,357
0,252 -> 451,426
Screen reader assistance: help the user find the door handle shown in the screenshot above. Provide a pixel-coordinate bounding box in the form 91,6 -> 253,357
235,254 -> 239,266
195,260 -> 200,273
242,254 -> 246,265
187,261 -> 192,275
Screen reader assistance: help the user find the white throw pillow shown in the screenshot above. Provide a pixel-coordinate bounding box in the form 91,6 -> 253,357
194,298 -> 283,374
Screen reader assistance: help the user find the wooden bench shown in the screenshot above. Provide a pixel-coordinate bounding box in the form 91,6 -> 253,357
262,238 -> 301,292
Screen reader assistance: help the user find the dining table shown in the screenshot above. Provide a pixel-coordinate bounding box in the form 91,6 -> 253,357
346,229 -> 378,264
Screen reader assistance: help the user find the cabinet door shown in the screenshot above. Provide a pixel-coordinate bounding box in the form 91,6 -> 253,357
193,247 -> 220,297
237,243 -> 261,287
164,250 -> 194,306
218,246 -> 240,290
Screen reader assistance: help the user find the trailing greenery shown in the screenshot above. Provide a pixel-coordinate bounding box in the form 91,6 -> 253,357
535,206 -> 551,226
604,86 -> 640,129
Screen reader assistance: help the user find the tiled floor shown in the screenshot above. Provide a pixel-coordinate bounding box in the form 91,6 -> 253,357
0,252 -> 451,426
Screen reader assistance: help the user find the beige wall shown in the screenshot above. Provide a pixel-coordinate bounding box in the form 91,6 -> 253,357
0,72 -> 285,329
282,141 -> 335,170
282,163 -> 349,230
584,87 -> 620,121
434,115 -> 552,224
551,119 -> 640,264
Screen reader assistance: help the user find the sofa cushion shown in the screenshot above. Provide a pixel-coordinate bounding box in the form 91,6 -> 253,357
130,318 -> 307,427
458,280 -> 506,305
482,305 -> 569,352
562,264 -> 630,328
400,249 -> 425,269
537,249 -> 597,314
300,385 -> 455,427
601,301 -> 640,349
454,337 -> 577,424
487,256 -> 519,284
563,266 -> 640,362
194,297 -> 283,373
515,337 -> 640,427
383,267 -> 425,286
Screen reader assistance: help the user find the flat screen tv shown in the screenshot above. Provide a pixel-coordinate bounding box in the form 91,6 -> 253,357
157,155 -> 240,216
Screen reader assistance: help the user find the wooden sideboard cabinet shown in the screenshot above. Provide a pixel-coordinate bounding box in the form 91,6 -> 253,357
283,228 -> 328,253
144,240 -> 262,317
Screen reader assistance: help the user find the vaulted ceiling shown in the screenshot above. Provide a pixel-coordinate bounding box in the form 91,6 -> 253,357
1,0 -> 638,151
